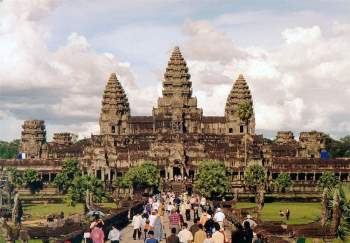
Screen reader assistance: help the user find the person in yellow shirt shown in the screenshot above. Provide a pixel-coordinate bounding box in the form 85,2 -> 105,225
199,210 -> 208,226
194,224 -> 207,243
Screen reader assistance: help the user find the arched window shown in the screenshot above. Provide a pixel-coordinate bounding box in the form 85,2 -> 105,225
111,126 -> 115,133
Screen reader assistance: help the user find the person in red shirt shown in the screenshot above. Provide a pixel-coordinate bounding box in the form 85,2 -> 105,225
91,222 -> 104,243
168,209 -> 181,233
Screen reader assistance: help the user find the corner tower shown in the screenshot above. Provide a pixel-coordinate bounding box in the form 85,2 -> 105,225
99,73 -> 130,135
153,46 -> 202,133
225,74 -> 255,135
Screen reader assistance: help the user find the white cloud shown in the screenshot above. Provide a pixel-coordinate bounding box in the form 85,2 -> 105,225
0,1 -> 349,141
0,0 -> 137,140
183,20 -> 350,137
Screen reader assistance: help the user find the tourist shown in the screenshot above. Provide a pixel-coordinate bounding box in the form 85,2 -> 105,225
203,232 -> 213,243
231,223 -> 244,243
286,208 -> 290,221
90,215 -> 104,230
204,215 -> 215,234
178,209 -> 185,226
159,202 -> 165,216
153,200 -> 160,211
132,212 -> 143,240
108,225 -> 121,243
194,224 -> 207,243
167,202 -> 174,214
253,233 -> 264,243
189,218 -> 199,236
200,197 -> 207,210
143,219 -> 151,240
185,201 -> 191,221
174,196 -> 181,209
178,223 -> 193,243
169,209 -> 181,233
90,222 -> 104,243
219,227 -> 228,243
211,223 -> 224,243
213,208 -> 225,229
153,211 -> 163,241
199,210 -> 208,226
243,215 -> 257,229
243,221 -> 253,243
167,227 -> 180,243
149,211 -> 158,228
145,231 -> 159,243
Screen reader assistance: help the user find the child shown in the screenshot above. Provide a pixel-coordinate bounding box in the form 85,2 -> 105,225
144,219 -> 151,240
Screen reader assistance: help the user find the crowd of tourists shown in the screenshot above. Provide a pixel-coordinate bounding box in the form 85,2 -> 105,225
86,192 -> 263,243
137,192 -> 262,243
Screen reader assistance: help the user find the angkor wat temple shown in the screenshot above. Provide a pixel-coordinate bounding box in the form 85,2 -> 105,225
1,47 -> 349,193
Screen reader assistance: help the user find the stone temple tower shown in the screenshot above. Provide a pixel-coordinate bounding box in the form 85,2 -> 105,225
225,74 -> 255,135
99,73 -> 130,135
153,46 -> 202,133
20,120 -> 47,159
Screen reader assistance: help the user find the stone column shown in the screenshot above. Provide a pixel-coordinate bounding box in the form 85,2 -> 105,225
169,166 -> 173,180
48,172 -> 51,182
165,165 -> 168,181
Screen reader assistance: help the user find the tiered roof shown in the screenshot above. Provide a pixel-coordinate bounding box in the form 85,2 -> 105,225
101,73 -> 130,115
225,74 -> 253,115
162,46 -> 192,100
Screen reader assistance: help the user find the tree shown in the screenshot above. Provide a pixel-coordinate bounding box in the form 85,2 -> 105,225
275,173 -> 293,193
22,169 -> 42,194
0,140 -> 19,159
193,160 -> 229,199
122,162 -> 160,191
5,167 -> 23,186
244,164 -> 266,210
323,185 -> 350,240
324,134 -> 350,158
237,100 -> 254,165
66,175 -> 105,206
53,159 -> 80,192
317,172 -> 339,190
244,164 -> 266,191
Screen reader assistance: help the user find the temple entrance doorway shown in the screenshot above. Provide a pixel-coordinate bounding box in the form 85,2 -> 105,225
173,166 -> 182,177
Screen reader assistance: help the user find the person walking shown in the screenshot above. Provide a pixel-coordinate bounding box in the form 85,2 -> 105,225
194,224 -> 206,243
132,212 -> 143,240
108,225 -> 121,243
153,212 -> 163,241
190,218 -> 200,236
243,221 -> 253,243
90,222 -> 104,243
178,223 -> 193,243
166,227 -> 180,243
145,231 -> 159,243
169,209 -> 181,233
213,208 -> 225,230
185,201 -> 191,221
231,223 -> 244,243
211,223 -> 224,243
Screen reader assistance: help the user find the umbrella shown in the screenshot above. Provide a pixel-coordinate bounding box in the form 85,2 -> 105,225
86,210 -> 106,217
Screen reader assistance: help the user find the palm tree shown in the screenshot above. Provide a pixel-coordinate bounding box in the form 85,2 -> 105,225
237,100 -> 254,165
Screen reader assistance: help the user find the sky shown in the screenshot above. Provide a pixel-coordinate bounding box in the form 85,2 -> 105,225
0,0 -> 349,141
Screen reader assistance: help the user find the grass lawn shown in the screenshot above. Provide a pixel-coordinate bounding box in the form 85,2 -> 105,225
235,202 -> 321,224
23,203 -> 84,221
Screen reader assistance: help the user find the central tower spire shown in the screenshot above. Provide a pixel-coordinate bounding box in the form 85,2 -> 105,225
153,46 -> 202,133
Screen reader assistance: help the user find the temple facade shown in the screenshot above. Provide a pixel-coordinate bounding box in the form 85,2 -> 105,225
3,46 -> 350,193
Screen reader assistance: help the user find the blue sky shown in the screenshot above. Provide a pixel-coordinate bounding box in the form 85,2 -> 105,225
0,0 -> 349,141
